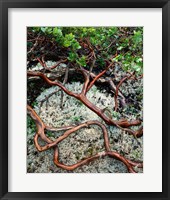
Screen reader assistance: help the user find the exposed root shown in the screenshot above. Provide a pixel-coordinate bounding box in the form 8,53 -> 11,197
27,105 -> 143,173
27,70 -> 141,130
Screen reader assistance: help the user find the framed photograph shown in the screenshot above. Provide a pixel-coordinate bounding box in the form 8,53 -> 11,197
0,0 -> 169,199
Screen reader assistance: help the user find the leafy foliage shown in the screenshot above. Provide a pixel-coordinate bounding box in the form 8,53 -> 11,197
30,26 -> 143,74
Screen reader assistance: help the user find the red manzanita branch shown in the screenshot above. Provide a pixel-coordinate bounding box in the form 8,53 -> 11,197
27,105 -> 143,173
37,56 -> 67,71
27,70 -> 141,129
27,104 -> 52,144
86,61 -> 114,93
54,147 -> 142,173
42,56 -> 67,70
27,71 -> 79,99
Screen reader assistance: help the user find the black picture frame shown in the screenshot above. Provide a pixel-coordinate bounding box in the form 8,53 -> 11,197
0,0 -> 169,199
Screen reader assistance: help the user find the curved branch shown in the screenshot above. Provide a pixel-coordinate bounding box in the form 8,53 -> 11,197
28,104 -> 143,173
27,105 -> 74,147
54,147 -> 142,173
86,61 -> 114,93
27,71 -> 79,98
28,71 -> 141,128
32,120 -> 110,152
27,105 -> 51,144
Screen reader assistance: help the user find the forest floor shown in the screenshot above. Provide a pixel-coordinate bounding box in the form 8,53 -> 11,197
27,60 -> 143,173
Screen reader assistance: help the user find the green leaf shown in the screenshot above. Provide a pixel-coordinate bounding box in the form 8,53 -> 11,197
53,27 -> 62,37
133,31 -> 142,44
117,46 -> 124,50
135,57 -> 142,63
63,40 -> 72,47
65,33 -> 74,41
63,33 -> 75,47
76,56 -> 87,67
46,27 -> 53,34
72,41 -> 81,50
131,62 -> 141,73
68,52 -> 78,61
41,27 -> 47,33
32,27 -> 40,32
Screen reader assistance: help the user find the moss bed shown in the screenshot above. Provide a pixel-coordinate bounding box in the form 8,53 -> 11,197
27,66 -> 143,173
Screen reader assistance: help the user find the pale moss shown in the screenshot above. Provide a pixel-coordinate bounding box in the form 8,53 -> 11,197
27,81 -> 143,173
